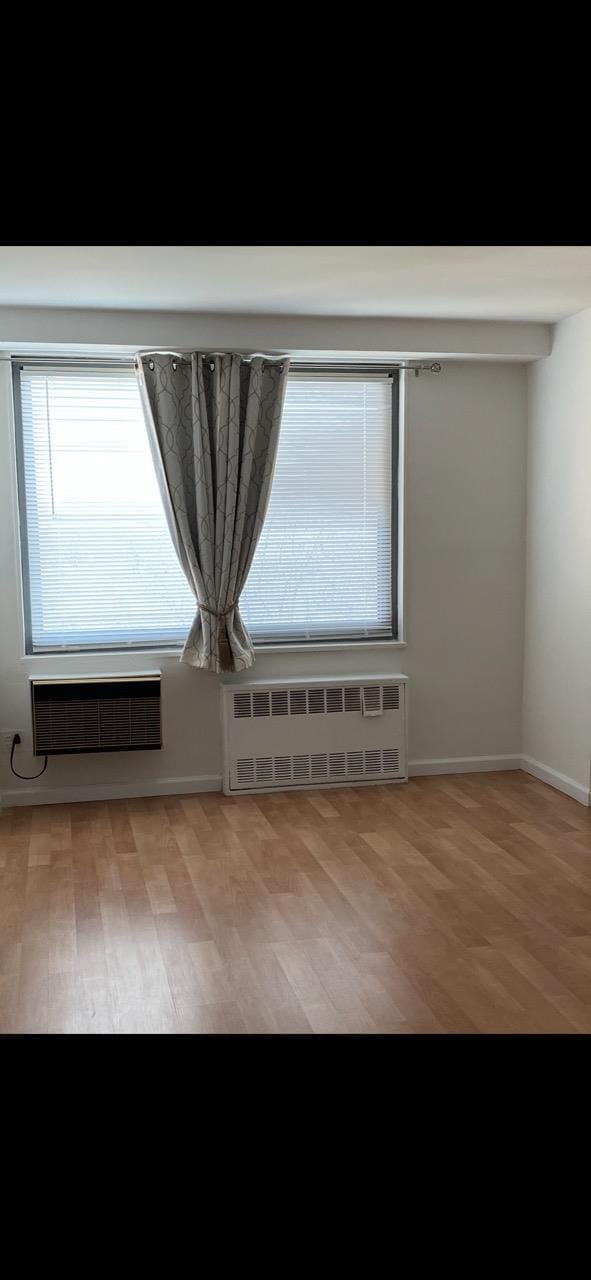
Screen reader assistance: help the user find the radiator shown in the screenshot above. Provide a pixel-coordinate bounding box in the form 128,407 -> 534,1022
30,673 -> 162,755
221,675 -> 408,794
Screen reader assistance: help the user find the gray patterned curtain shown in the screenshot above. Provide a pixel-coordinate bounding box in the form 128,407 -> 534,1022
136,351 -> 289,673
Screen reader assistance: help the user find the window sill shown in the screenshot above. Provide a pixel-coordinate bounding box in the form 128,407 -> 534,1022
20,639 -> 407,661
253,639 -> 406,654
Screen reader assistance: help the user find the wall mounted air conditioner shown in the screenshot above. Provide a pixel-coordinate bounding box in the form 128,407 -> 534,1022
30,673 -> 162,755
221,675 -> 408,795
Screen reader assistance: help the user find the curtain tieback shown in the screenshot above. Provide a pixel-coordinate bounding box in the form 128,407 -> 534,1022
199,601 -> 238,619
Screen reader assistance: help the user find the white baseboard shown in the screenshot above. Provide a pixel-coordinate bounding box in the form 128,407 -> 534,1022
0,774 -> 222,809
520,755 -> 590,807
409,755 -> 521,777
2,757 -> 588,810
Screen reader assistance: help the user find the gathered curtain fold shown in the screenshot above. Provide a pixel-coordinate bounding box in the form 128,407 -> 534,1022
136,351 -> 289,673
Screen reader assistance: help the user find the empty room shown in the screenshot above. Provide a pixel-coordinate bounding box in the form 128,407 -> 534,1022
1,243 -> 590,1035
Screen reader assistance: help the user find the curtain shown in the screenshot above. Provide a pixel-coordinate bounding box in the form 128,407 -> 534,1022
136,351 -> 289,673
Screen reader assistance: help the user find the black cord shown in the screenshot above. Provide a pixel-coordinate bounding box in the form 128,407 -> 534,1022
10,735 -> 48,780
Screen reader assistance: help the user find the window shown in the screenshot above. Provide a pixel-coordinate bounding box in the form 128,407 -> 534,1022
16,364 -> 195,650
241,372 -> 397,642
15,362 -> 398,653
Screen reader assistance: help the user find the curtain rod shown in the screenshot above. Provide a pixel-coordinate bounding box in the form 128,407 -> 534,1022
135,352 -> 442,373
11,353 -> 442,374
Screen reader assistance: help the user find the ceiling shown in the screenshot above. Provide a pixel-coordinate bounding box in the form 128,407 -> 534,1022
0,246 -> 590,322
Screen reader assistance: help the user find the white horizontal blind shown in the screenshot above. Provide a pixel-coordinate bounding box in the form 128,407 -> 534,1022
240,376 -> 394,641
17,365 -> 395,652
18,366 -> 195,650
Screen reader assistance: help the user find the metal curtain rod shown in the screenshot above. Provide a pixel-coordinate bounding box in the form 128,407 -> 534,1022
135,351 -> 443,373
12,352 -> 443,375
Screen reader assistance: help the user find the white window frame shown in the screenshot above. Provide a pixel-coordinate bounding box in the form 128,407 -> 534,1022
12,357 -> 406,657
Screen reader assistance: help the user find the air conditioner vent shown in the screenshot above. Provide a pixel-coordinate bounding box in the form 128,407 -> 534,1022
31,676 -> 161,756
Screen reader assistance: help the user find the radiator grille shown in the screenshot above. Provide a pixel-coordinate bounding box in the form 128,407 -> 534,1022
234,748 -> 401,788
232,683 -> 401,719
31,679 -> 161,755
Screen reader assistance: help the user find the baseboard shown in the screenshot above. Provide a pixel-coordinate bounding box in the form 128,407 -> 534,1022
3,757 -> 587,809
520,756 -> 590,807
0,774 -> 223,809
409,755 -> 521,777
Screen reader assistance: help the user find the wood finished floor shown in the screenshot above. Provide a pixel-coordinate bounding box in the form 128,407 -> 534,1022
2,770 -> 591,1034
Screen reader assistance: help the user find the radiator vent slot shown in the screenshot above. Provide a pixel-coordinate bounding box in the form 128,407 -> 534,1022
344,686 -> 362,712
382,685 -> 400,710
290,689 -> 307,715
293,754 -> 311,780
237,758 -> 255,785
362,686 -> 382,715
31,676 -> 161,756
308,689 -> 326,715
255,756 -> 273,782
326,688 -> 344,714
234,692 -> 252,719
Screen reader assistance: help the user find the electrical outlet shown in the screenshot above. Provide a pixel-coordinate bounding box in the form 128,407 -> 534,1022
0,730 -> 19,751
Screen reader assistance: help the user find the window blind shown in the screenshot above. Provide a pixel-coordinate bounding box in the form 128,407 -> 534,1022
17,366 -> 195,650
240,375 -> 395,642
16,365 -> 396,652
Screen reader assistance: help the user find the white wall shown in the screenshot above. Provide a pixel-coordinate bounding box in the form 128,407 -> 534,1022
522,308 -> 591,801
0,358 -> 528,804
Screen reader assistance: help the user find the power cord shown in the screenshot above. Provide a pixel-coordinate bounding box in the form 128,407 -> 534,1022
10,734 -> 48,780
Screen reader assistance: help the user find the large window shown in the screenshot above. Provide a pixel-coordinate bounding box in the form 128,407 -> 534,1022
15,362 -> 398,653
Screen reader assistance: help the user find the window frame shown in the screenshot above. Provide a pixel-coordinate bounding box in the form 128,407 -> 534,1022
13,358 -> 403,656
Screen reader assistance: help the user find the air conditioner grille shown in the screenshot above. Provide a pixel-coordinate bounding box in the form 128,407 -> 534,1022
31,679 -> 161,755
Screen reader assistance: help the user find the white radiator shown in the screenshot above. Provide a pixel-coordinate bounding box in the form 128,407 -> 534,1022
221,675 -> 408,795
